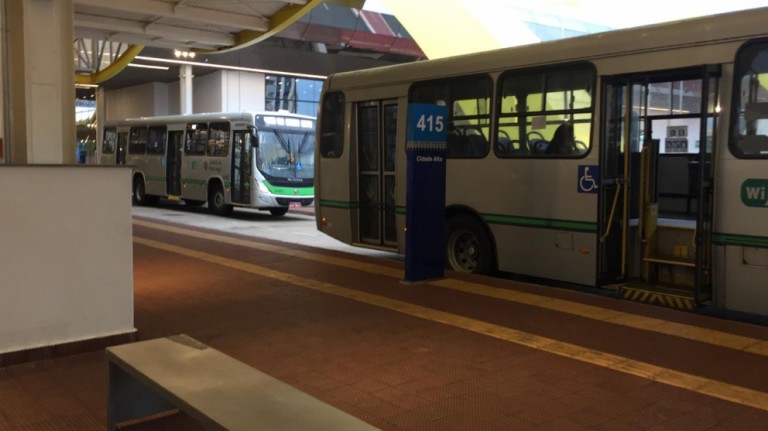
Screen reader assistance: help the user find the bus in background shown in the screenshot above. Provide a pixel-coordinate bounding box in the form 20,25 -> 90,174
102,111 -> 315,216
315,7 -> 768,317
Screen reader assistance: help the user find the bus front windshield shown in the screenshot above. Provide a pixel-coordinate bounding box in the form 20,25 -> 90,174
257,128 -> 315,180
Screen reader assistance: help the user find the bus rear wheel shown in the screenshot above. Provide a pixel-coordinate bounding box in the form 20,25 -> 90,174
445,214 -> 493,274
269,207 -> 289,216
208,182 -> 232,216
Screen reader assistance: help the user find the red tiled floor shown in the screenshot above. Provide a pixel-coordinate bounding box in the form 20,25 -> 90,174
2,218 -> 768,430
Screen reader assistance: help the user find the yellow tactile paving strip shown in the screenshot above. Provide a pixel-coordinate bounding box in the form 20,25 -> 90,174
133,235 -> 768,413
133,219 -> 768,357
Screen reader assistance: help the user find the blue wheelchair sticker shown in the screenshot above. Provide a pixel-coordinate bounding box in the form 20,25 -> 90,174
578,165 -> 599,193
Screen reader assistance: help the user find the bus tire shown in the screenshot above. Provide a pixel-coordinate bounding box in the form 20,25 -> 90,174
445,214 -> 494,274
132,176 -> 147,206
208,182 -> 232,216
269,207 -> 289,216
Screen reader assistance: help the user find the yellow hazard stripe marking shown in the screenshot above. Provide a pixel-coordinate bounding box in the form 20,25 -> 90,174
132,219 -> 768,356
622,287 -> 695,310
134,236 -> 768,412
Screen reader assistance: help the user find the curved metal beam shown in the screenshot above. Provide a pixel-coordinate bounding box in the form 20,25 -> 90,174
75,44 -> 144,85
209,0 -> 365,54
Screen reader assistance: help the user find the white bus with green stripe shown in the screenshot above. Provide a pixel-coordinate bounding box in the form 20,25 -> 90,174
102,111 -> 315,216
316,7 -> 768,317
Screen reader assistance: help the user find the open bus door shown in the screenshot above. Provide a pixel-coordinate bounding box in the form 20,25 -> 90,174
230,128 -> 253,205
166,130 -> 183,197
599,66 -> 719,308
356,100 -> 398,248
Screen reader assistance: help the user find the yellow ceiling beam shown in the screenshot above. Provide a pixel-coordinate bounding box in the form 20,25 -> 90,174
75,44 -> 144,86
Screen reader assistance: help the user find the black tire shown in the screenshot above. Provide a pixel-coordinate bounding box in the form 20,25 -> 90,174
269,207 -> 289,216
445,214 -> 494,274
132,176 -> 147,205
208,182 -> 232,216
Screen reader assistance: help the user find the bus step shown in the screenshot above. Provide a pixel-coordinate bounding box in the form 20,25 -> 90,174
617,281 -> 695,311
167,195 -> 182,201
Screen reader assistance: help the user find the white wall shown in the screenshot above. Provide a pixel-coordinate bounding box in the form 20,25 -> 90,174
222,70 -> 266,112
0,166 -> 135,354
105,82 -> 169,121
104,69 -> 268,118
193,71 -> 224,113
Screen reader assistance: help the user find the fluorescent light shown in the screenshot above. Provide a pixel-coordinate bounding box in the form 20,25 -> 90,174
134,56 -> 327,80
75,83 -> 99,88
128,63 -> 170,70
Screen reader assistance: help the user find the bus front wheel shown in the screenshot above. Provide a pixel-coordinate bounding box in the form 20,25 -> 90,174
208,182 -> 233,216
445,214 -> 493,274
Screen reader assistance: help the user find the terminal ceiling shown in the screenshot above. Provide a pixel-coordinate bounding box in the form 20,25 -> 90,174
73,0 -> 420,91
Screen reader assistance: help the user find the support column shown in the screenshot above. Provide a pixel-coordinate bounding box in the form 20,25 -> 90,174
94,86 -> 106,164
180,64 -> 193,115
4,0 -> 75,164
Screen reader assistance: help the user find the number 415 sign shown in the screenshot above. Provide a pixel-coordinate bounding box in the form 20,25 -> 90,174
407,104 -> 448,143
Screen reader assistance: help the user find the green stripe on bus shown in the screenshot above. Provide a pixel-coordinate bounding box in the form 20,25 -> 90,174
182,178 -> 207,185
713,233 -> 768,249
482,213 -> 598,233
319,200 -> 359,209
263,180 -> 314,196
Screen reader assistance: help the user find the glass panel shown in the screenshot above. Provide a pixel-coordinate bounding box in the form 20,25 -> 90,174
384,105 -> 397,171
103,127 -> 116,154
258,127 -> 315,180
732,41 -> 768,157
129,127 -> 147,155
320,92 -> 345,158
384,175 -> 396,243
185,123 -> 208,155
147,126 -> 166,155
359,106 -> 379,172
359,174 -> 380,241
208,122 -> 230,157
497,64 -> 594,158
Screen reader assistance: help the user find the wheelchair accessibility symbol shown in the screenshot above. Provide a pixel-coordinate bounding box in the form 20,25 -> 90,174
578,165 -> 599,193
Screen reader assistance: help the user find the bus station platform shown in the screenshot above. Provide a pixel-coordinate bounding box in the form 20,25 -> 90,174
3,216 -> 768,430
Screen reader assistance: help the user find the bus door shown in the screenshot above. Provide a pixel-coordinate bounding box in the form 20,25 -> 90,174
357,100 -> 398,247
231,129 -> 253,205
599,66 -> 719,304
116,131 -> 128,165
166,130 -> 183,197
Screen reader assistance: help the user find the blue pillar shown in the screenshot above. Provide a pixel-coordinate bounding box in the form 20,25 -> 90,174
404,103 -> 448,282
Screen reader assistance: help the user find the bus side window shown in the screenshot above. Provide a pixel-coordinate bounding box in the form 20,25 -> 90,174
320,92 -> 345,158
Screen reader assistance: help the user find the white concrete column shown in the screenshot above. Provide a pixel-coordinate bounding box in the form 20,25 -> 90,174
180,64 -> 194,114
4,0 -> 75,164
93,86 -> 106,164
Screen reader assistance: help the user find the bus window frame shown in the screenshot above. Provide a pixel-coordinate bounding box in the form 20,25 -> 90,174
494,62 -> 596,159
408,74 -> 493,159
320,91 -> 345,159
730,38 -> 768,159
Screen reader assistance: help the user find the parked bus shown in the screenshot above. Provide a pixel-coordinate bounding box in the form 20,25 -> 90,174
102,111 -> 316,216
315,7 -> 768,316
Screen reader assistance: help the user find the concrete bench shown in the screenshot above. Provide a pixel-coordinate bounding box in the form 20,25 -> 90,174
106,334 -> 379,430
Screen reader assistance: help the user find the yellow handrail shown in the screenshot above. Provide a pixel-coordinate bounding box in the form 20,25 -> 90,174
600,178 -> 623,243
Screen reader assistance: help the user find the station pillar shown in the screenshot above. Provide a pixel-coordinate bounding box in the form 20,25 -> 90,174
3,0 -> 76,164
404,103 -> 448,282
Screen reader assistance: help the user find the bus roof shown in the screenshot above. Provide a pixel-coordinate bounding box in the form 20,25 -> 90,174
326,6 -> 768,90
107,111 -> 316,126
